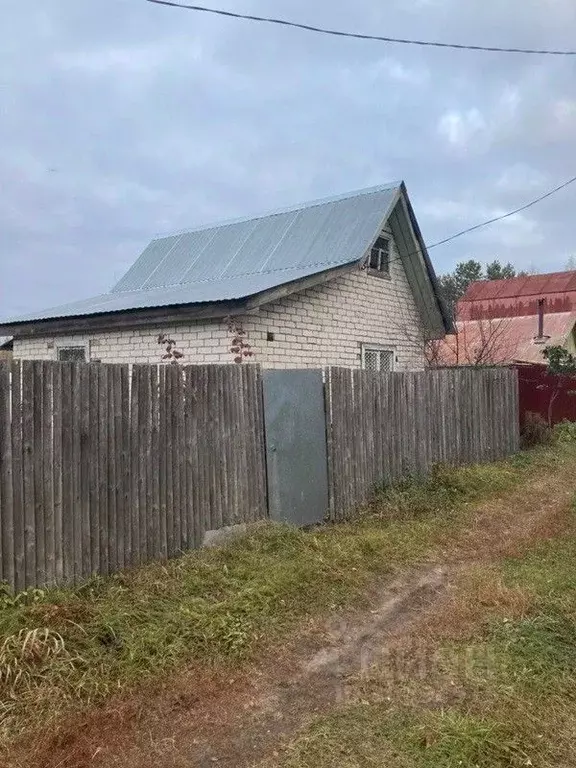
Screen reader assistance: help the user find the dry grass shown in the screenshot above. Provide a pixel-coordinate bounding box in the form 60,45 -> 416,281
1,437 -> 576,761
419,566 -> 535,641
262,497 -> 576,768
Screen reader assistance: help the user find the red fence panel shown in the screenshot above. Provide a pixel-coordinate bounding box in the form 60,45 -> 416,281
516,364 -> 576,425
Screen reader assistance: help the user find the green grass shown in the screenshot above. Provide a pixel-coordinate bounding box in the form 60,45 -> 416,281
274,707 -> 538,768
0,439 -> 574,749
265,488 -> 576,768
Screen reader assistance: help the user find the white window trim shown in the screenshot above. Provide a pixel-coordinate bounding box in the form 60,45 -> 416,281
361,344 -> 396,372
366,234 -> 392,278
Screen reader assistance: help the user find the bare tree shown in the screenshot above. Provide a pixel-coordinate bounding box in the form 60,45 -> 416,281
426,317 -> 516,367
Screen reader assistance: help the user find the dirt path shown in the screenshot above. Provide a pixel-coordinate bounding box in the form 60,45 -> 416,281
24,472 -> 576,768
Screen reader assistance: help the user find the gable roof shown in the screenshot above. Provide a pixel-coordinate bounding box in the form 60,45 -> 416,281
1,182 -> 451,337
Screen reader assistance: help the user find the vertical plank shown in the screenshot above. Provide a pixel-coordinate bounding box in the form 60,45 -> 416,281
120,365 -> 131,568
253,364 -> 267,522
150,365 -> 161,557
204,365 -> 217,532
158,365 -> 168,558
175,365 -> 187,550
107,365 -> 118,574
227,365 -> 241,525
210,365 -> 222,532
185,366 -> 200,548
339,369 -> 352,516
32,361 -> 45,587
220,366 -> 234,526
0,363 -> 14,590
182,366 -> 194,544
512,368 -> 521,452
22,361 -> 36,588
195,366 -> 209,543
378,373 -> 391,487
324,368 -> 334,521
138,365 -> 151,563
61,364 -> 75,585
164,364 -> 175,558
170,364 -> 183,552
52,364 -> 63,584
245,364 -> 261,522
392,373 -> 403,481
371,372 -> 383,486
363,372 -> 376,493
11,361 -> 25,592
130,364 -> 141,566
331,368 -> 344,519
42,361 -> 55,586
98,365 -> 109,577
85,364 -> 97,579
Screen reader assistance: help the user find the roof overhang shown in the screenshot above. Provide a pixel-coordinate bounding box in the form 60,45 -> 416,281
0,263 -> 356,339
1,182 -> 452,340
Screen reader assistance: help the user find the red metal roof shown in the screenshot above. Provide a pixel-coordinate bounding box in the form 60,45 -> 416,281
462,271 -> 576,302
434,312 -> 576,366
458,270 -> 576,320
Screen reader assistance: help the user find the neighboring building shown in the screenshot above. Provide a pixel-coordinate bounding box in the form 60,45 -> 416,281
0,337 -> 13,361
1,183 -> 451,370
459,271 -> 576,320
431,271 -> 576,367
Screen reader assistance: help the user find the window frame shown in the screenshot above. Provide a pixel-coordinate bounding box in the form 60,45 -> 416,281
361,344 -> 396,373
56,345 -> 88,363
367,235 -> 391,278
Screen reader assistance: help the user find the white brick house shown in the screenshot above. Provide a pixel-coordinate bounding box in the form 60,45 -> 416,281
3,183 -> 451,370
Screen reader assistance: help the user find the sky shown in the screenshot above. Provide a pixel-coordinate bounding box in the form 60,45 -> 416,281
2,0 -> 576,319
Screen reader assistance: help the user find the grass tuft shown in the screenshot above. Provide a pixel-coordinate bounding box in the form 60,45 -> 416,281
1,439 -> 575,752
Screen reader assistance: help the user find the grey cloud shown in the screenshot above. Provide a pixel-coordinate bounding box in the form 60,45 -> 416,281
2,0 -> 576,319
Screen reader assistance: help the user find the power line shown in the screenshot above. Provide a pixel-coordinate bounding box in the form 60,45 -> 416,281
425,174 -> 576,251
366,172 -> 576,277
146,0 -> 576,56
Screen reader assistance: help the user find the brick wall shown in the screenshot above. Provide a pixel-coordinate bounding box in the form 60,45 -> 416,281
14,231 -> 427,370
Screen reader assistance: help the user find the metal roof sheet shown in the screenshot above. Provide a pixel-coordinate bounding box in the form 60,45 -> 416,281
5,183 -> 402,323
463,271 -> 576,303
8,265 -> 349,323
112,183 -> 400,292
436,312 -> 576,366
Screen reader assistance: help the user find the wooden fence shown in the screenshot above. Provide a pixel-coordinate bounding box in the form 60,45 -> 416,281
325,367 -> 520,520
0,361 -> 520,591
0,361 -> 267,591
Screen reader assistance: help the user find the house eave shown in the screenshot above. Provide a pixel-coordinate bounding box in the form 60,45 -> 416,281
1,263 -> 357,340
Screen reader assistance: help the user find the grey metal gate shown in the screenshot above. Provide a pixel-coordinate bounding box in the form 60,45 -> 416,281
262,370 -> 329,526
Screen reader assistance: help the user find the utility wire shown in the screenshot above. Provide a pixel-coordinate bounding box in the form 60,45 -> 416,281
363,172 -> 576,275
425,174 -> 576,251
146,0 -> 576,56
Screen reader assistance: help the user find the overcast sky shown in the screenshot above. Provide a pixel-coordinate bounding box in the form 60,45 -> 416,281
2,0 -> 576,319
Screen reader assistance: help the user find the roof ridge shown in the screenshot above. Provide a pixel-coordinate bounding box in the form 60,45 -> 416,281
151,181 -> 402,239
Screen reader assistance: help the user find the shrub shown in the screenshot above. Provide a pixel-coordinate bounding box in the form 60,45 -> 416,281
554,420 -> 576,443
520,411 -> 552,448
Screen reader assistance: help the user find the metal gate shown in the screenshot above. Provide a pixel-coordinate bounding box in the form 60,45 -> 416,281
262,370 -> 329,526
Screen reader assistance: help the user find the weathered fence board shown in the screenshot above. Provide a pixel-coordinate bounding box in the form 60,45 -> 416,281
0,361 -> 519,590
326,366 -> 520,521
0,361 -> 268,590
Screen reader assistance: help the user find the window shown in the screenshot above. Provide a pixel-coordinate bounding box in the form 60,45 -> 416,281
368,236 -> 390,275
57,346 -> 87,362
362,346 -> 395,373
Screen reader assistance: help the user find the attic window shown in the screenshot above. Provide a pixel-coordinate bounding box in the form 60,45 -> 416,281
368,236 -> 390,275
